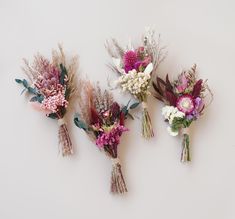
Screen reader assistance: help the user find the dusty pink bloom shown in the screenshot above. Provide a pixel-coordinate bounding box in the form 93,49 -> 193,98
41,91 -> 68,113
176,74 -> 188,93
34,63 -> 62,96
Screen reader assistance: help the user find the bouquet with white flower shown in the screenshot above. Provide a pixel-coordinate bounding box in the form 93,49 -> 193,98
106,29 -> 166,139
153,64 -> 213,162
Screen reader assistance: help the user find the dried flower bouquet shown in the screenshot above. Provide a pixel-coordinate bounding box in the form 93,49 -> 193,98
105,28 -> 166,139
152,64 -> 213,162
74,81 -> 138,194
15,45 -> 79,156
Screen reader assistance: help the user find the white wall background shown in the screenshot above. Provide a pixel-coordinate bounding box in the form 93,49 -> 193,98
0,0 -> 234,218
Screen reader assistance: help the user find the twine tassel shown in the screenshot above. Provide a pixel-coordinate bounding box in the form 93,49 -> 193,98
58,120 -> 73,156
142,102 -> 154,138
181,128 -> 190,162
110,159 -> 127,194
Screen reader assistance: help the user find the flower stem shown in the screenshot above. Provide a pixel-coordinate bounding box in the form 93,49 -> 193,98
142,108 -> 154,139
181,133 -> 190,162
110,158 -> 127,194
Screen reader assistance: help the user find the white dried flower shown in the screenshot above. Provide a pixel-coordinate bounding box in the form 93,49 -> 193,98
162,106 -> 185,136
117,68 -> 151,98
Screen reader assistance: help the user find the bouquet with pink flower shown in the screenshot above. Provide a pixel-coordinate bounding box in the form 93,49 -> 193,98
15,45 -> 79,156
74,82 -> 138,194
152,64 -> 213,162
105,29 -> 166,139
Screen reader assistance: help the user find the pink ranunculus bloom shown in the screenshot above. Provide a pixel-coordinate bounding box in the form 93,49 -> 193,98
176,94 -> 195,114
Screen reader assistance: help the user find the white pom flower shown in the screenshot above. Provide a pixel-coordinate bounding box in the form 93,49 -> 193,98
162,106 -> 186,137
117,70 -> 151,97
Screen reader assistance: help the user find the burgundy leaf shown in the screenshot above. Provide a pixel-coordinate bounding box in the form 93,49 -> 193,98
165,91 -> 177,106
166,74 -> 173,91
119,112 -> 125,125
153,94 -> 163,102
110,102 -> 120,120
156,77 -> 166,97
192,79 -> 203,97
157,76 -> 167,86
152,81 -> 163,96
90,107 -> 100,124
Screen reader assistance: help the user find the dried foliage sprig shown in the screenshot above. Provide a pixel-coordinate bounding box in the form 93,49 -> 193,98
152,64 -> 213,162
74,81 -> 138,194
105,28 -> 167,139
15,45 -> 80,156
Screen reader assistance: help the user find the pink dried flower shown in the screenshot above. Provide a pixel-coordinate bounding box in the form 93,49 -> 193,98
176,94 -> 195,114
134,57 -> 151,72
96,125 -> 128,148
176,74 -> 188,93
34,62 -> 62,97
136,46 -> 145,60
41,91 -> 68,113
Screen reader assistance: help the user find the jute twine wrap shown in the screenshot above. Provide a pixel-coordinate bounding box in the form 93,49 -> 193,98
182,127 -> 190,135
110,157 -> 127,194
58,118 -> 73,156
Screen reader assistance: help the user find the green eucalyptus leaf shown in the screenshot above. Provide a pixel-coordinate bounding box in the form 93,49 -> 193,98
37,95 -> 44,103
129,102 -> 140,109
121,106 -> 128,116
27,87 -> 37,95
22,79 -> 28,88
30,96 -> 38,102
59,64 -> 68,85
47,113 -> 58,119
74,117 -> 88,131
15,79 -> 22,84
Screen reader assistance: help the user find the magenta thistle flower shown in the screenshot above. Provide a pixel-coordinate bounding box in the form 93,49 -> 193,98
124,65 -> 134,73
96,125 -> 128,149
176,94 -> 195,114
123,50 -> 137,73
